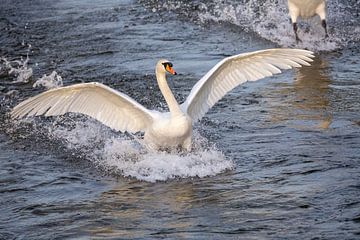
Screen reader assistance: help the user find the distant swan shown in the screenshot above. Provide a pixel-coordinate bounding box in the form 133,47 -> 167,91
11,49 -> 314,151
287,0 -> 328,42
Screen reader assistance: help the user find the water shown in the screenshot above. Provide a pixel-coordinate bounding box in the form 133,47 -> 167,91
0,0 -> 359,239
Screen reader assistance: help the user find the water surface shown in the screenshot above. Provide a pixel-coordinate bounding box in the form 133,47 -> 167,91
0,0 -> 359,239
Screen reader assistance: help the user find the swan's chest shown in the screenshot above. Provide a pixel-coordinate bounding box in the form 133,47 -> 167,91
145,114 -> 192,149
152,114 -> 192,137
289,0 -> 324,18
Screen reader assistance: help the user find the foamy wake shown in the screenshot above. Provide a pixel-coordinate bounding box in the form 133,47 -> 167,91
17,117 -> 234,182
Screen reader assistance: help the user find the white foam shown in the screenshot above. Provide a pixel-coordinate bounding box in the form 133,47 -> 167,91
33,71 -> 63,89
197,0 -> 344,51
40,117 -> 234,182
155,0 -> 357,52
0,55 -> 33,83
94,136 -> 233,182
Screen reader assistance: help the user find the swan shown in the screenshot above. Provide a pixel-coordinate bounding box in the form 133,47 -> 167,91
287,0 -> 328,42
11,48 -> 314,151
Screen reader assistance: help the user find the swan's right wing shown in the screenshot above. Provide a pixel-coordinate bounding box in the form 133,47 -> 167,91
181,48 -> 314,121
11,82 -> 157,133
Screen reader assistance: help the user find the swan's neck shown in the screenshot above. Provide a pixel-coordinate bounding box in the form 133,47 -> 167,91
156,70 -> 182,116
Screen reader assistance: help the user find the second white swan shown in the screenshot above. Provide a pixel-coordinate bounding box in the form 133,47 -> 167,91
11,48 -> 314,151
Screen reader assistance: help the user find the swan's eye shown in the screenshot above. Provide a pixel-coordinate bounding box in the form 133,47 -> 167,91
162,62 -> 173,68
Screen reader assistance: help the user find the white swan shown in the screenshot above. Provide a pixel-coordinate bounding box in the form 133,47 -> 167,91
287,0 -> 328,42
11,48 -> 314,151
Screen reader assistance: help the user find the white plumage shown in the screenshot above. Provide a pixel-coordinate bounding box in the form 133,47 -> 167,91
287,0 -> 328,42
11,48 -> 314,151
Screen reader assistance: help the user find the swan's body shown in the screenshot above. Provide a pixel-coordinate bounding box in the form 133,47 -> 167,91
287,0 -> 328,42
11,49 -> 314,151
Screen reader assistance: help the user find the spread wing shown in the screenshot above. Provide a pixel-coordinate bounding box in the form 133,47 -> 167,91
181,48 -> 314,121
11,82 -> 157,133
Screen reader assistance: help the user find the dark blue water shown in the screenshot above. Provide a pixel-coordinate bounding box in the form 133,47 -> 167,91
0,0 -> 359,239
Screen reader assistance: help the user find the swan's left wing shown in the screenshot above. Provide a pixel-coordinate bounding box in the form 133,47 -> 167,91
181,48 -> 314,121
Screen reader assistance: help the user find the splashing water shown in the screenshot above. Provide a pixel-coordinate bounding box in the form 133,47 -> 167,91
33,71 -> 63,89
195,0 -> 341,51
0,53 -> 33,83
11,116 -> 233,182
94,136 -> 232,182
141,0 -> 360,52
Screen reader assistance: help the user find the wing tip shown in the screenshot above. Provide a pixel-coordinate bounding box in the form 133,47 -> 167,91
10,105 -> 24,120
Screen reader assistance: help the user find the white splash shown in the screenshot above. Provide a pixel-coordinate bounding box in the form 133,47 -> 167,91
197,0 -> 342,51
151,0 -> 358,52
44,117 -> 234,182
94,135 -> 232,182
0,55 -> 33,83
33,71 -> 63,89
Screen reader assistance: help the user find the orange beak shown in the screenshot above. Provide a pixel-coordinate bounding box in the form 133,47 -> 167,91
165,65 -> 177,75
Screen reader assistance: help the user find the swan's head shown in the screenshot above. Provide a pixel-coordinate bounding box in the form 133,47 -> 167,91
156,59 -> 177,75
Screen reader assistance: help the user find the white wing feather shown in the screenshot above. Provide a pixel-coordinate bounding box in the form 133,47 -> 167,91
11,82 -> 157,133
181,48 -> 314,121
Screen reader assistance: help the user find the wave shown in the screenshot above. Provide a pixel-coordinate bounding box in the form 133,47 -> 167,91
140,0 -> 360,51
